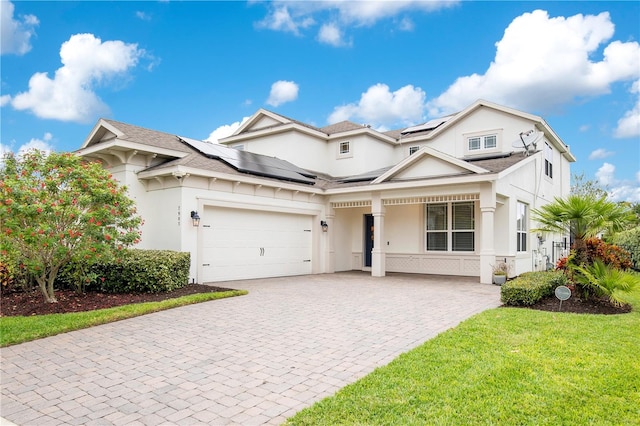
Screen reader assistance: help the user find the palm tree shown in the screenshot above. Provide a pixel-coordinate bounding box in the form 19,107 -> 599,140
532,194 -> 634,265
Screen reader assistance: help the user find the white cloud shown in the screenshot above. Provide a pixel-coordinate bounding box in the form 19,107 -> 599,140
595,162 -> 640,202
0,95 -> 11,107
266,80 -> 299,107
135,11 -> 151,21
428,10 -> 640,116
596,162 -> 616,186
8,33 -> 145,123
1,132 -> 54,159
256,1 -> 457,46
588,148 -> 614,160
205,117 -> 250,143
328,83 -> 426,127
318,22 -> 351,47
614,80 -> 640,138
1,1 -> 39,55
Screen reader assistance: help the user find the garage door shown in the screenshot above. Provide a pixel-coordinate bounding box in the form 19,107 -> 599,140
201,207 -> 313,282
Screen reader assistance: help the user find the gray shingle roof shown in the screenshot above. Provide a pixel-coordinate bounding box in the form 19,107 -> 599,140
101,119 -> 193,153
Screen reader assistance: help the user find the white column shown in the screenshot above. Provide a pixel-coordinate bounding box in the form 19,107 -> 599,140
479,182 -> 496,284
371,194 -> 386,277
324,208 -> 335,274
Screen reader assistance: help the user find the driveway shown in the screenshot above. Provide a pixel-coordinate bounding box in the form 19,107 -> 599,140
1,272 -> 501,425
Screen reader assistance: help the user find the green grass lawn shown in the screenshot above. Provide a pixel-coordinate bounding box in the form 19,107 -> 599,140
286,291 -> 640,425
0,290 -> 246,347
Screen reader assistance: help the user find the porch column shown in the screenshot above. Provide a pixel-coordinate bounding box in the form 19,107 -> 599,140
371,194 -> 386,277
479,182 -> 496,284
324,209 -> 335,274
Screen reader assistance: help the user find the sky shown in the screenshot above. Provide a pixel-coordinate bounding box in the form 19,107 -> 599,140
1,0 -> 639,202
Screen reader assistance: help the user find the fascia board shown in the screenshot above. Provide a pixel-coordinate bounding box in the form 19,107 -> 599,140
327,128 -> 397,145
326,172 -> 498,195
220,122 -> 328,144
81,119 -> 124,149
372,146 -> 488,184
76,139 -> 189,159
137,166 -> 325,195
230,108 -> 290,136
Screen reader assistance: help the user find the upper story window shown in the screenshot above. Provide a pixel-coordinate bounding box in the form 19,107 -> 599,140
468,134 -> 497,151
409,146 -> 420,155
339,141 -> 350,154
337,140 -> 352,158
544,142 -> 553,178
426,201 -> 475,252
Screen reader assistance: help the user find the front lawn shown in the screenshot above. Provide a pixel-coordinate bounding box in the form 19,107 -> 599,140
286,291 -> 640,425
0,290 -> 246,347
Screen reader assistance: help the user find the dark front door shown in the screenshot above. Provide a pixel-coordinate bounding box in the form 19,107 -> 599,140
364,214 -> 374,267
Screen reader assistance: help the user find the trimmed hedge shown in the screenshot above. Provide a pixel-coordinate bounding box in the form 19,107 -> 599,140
501,271 -> 566,306
93,249 -> 191,293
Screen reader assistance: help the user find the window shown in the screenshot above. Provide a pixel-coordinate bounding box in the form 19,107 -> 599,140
426,201 -> 475,252
339,141 -> 350,155
517,202 -> 528,252
409,146 -> 420,155
544,142 -> 553,178
468,134 -> 497,151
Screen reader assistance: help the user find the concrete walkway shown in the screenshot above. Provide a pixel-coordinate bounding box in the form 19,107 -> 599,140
1,272 -> 501,425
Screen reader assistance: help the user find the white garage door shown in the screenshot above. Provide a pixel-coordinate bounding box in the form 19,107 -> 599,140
201,207 -> 313,282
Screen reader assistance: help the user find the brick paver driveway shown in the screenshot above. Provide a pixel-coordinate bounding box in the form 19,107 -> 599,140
1,272 -> 500,425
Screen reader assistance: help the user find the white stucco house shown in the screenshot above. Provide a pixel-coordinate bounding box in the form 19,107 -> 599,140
77,100 -> 575,285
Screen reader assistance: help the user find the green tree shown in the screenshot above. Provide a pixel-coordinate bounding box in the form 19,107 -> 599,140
570,172 -> 608,198
0,150 -> 142,302
532,194 -> 635,265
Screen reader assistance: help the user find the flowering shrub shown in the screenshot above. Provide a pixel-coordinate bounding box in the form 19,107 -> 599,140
555,238 -> 632,271
0,150 -> 142,302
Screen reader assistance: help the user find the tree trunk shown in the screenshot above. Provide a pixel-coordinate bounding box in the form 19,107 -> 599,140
573,236 -> 588,266
36,273 -> 58,303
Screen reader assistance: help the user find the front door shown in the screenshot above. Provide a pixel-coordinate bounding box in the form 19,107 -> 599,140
364,214 -> 374,267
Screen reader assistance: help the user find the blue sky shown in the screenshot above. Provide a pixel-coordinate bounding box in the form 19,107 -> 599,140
2,1 -> 639,202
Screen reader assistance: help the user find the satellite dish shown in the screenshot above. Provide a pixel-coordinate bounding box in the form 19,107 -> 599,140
511,129 -> 543,156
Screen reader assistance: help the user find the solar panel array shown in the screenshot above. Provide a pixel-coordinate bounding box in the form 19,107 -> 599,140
179,136 -> 316,185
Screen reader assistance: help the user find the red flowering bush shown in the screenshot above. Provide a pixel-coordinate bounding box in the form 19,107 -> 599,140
555,238 -> 632,272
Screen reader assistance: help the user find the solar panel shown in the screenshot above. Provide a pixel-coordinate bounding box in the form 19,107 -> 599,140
179,136 -> 316,185
401,115 -> 453,135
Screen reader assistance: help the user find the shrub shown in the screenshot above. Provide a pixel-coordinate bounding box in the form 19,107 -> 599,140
0,262 -> 14,294
92,249 -> 190,293
584,238 -> 632,270
570,260 -> 639,307
610,227 -> 640,270
501,271 -> 566,306
555,238 -> 632,272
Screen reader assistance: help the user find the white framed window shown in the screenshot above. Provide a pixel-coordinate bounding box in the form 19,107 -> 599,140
544,142 -> 553,178
426,201 -> 475,252
409,146 -> 420,155
337,140 -> 352,158
468,134 -> 497,151
517,201 -> 528,252
339,141 -> 350,154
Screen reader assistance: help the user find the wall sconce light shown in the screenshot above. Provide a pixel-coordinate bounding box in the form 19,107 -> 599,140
190,211 -> 201,227
320,220 -> 328,232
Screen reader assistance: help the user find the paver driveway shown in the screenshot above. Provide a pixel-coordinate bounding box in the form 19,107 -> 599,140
1,272 -> 501,425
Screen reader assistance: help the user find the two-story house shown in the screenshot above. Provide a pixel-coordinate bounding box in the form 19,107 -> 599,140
77,100 -> 575,285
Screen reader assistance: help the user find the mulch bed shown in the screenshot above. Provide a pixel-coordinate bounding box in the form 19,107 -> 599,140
0,284 -> 233,317
522,294 -> 632,315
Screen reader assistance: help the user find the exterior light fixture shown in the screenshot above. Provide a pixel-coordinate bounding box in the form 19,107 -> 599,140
190,211 -> 201,227
320,220 -> 328,232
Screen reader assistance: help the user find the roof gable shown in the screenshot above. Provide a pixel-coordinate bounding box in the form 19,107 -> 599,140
373,146 -> 488,183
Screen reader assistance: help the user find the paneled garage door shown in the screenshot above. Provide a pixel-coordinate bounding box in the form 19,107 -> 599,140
201,207 -> 313,282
